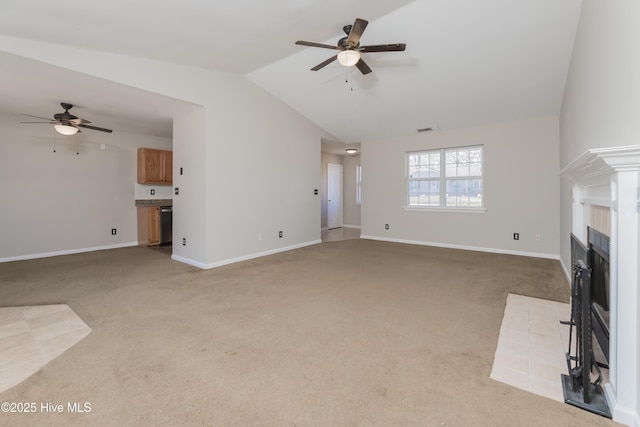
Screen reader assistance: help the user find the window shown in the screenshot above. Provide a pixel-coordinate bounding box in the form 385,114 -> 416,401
407,145 -> 483,209
355,165 -> 362,205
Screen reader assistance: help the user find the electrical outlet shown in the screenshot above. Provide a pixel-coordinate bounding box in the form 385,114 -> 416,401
535,234 -> 541,241
258,233 -> 262,241
279,231 -> 283,238
314,189 -> 318,195
174,187 -> 179,195
513,233 -> 519,240
385,224 -> 389,230
150,189 -> 155,195
182,238 -> 186,246
180,167 -> 183,175
111,228 -> 117,235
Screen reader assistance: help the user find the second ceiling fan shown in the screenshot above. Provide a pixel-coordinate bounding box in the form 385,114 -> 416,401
295,18 -> 406,75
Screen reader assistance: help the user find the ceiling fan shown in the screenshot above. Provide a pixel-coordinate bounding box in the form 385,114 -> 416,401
21,102 -> 113,135
295,18 -> 406,75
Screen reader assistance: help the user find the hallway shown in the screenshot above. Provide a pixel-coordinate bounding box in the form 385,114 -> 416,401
321,227 -> 360,243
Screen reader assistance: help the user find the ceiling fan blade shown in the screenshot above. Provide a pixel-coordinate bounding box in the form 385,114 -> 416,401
20,121 -> 57,124
347,18 -> 368,47
311,55 -> 338,71
78,124 -> 113,133
355,58 -> 373,75
70,118 -> 92,125
359,43 -> 406,53
295,40 -> 341,50
20,113 -> 55,121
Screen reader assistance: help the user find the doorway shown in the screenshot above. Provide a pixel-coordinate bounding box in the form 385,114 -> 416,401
327,163 -> 343,229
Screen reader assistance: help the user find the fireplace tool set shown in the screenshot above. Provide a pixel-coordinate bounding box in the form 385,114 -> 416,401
561,258 -> 611,418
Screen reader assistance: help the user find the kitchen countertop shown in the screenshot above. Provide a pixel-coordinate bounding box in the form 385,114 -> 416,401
135,199 -> 173,207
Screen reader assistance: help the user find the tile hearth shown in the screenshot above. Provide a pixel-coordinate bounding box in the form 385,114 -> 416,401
491,293 -> 609,403
0,304 -> 91,393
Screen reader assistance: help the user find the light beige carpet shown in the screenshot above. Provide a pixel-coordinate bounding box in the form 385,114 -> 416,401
0,240 -> 619,426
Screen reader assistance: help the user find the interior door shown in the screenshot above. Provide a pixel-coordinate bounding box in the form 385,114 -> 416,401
327,163 -> 343,229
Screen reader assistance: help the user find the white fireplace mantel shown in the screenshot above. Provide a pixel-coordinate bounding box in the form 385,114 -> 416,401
561,145 -> 640,186
561,145 -> 640,427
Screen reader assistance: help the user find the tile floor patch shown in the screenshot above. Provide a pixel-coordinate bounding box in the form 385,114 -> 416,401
0,304 -> 91,393
491,294 -> 572,403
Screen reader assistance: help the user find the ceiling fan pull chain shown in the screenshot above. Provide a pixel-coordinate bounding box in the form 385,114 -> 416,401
350,67 -> 354,91
52,127 -> 57,153
75,133 -> 79,155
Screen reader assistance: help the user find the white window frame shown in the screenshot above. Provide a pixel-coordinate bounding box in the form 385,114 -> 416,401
405,145 -> 485,212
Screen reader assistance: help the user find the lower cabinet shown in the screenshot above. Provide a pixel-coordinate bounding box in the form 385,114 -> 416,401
147,206 -> 160,246
137,206 -> 160,246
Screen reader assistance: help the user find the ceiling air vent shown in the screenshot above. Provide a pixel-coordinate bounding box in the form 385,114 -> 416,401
417,127 -> 433,133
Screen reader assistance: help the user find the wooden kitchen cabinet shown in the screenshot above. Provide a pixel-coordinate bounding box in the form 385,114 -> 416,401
147,206 -> 160,246
137,148 -> 173,185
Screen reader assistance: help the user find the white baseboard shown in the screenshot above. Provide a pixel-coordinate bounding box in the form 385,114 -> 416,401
607,382 -> 640,427
559,258 -> 571,286
170,254 -> 209,269
359,235 -> 560,260
172,239 -> 322,270
322,225 -> 361,231
0,242 -> 139,263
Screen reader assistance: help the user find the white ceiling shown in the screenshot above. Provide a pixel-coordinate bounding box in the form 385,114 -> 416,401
0,0 -> 583,147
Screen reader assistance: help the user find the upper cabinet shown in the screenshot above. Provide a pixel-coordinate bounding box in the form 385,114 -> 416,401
137,148 -> 173,185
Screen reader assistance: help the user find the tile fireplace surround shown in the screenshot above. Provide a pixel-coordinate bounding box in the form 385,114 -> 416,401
560,145 -> 640,426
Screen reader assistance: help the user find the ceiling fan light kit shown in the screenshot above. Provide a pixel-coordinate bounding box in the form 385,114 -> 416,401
337,50 -> 360,67
54,124 -> 79,135
295,18 -> 406,75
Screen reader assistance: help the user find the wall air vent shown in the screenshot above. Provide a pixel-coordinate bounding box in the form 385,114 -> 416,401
417,127 -> 433,133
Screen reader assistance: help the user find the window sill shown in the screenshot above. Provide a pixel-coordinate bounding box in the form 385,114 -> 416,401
403,206 -> 487,214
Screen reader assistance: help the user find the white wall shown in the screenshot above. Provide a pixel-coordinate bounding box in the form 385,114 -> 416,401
0,111 -> 172,261
202,76 -> 323,265
559,1 -> 640,425
172,107 -> 208,266
559,0 -> 640,266
361,116 -> 560,258
0,38 -> 332,268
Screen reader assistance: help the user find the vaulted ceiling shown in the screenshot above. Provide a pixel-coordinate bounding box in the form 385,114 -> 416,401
0,0 -> 583,147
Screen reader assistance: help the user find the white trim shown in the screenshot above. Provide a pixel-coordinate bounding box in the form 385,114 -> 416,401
559,257 -> 571,288
342,224 -> 361,229
402,206 -> 487,213
172,240 -> 322,270
0,242 -> 139,263
560,145 -> 640,186
360,235 -> 559,260
170,255 -> 208,269
607,384 -> 640,427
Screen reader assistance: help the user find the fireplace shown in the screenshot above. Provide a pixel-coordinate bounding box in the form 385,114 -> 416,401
560,145 -> 640,425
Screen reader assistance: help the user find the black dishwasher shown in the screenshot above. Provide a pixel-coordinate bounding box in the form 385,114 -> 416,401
160,206 -> 172,245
